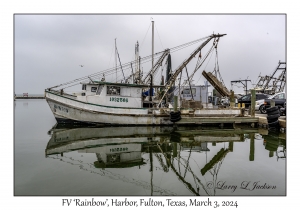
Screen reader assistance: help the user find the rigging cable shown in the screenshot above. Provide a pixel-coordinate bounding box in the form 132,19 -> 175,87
116,47 -> 126,81
154,23 -> 164,50
170,42 -> 216,95
48,36 -> 215,90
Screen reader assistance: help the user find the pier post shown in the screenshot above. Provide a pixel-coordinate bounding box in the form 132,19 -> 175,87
251,89 -> 255,117
220,123 -> 224,128
230,90 -> 235,107
172,142 -> 178,158
249,133 -> 255,161
174,96 -> 178,112
229,142 -> 234,152
270,100 -> 275,107
240,134 -> 245,142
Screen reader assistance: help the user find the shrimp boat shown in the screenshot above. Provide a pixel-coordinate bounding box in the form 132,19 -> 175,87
45,22 -> 245,126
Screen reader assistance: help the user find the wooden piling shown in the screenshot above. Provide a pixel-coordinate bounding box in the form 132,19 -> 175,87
230,90 -> 235,107
174,96 -> 178,112
172,142 -> 177,157
249,133 -> 255,161
270,100 -> 275,107
251,89 -> 255,117
229,142 -> 234,152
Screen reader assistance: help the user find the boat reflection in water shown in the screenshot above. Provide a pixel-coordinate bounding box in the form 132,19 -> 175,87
45,125 -> 285,196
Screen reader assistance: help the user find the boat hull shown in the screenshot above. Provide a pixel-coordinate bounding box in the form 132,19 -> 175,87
45,91 -> 172,125
45,90 -> 248,126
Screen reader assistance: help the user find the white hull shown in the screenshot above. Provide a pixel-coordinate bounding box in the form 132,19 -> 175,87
45,90 -> 172,125
45,90 -> 243,125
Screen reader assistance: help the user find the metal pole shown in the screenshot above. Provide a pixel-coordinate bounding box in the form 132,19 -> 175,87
185,67 -> 194,100
152,21 -> 154,74
178,71 -> 183,107
150,74 -> 153,102
115,38 -> 117,83
206,81 -> 208,108
150,21 -> 154,102
139,56 -> 141,84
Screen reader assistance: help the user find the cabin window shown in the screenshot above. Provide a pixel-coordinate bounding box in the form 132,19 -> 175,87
182,88 -> 196,97
91,87 -> 97,92
96,85 -> 104,95
182,88 -> 196,95
81,93 -> 85,96
82,84 -> 86,90
107,86 -> 120,95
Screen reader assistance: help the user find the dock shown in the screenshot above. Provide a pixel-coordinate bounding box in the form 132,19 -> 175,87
14,92 -> 286,132
177,116 -> 258,125
179,115 -> 285,133
15,96 -> 45,99
15,93 -> 45,99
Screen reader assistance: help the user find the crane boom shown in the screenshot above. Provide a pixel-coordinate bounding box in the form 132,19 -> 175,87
262,61 -> 286,91
142,49 -> 170,84
158,33 -> 226,105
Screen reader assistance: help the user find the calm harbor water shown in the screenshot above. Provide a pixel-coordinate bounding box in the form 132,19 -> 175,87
14,99 -> 286,196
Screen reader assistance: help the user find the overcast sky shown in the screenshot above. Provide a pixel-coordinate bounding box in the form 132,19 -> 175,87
14,14 -> 285,95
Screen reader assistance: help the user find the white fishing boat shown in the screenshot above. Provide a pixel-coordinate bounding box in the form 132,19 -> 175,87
45,22 -> 244,125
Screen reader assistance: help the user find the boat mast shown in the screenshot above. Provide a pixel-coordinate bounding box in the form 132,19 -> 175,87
152,21 -> 154,79
150,20 -> 154,101
115,38 -> 117,83
135,41 -> 140,84
139,56 -> 141,84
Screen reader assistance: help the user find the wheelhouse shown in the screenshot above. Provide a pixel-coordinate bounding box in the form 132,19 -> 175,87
75,81 -> 163,108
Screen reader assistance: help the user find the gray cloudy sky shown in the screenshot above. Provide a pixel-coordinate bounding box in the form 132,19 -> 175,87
14,14 -> 285,94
